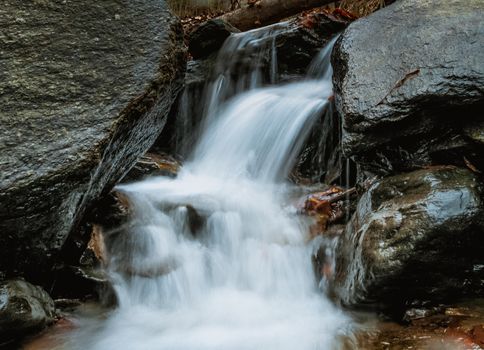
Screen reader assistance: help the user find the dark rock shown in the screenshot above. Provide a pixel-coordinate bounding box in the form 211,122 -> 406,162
185,205 -> 206,235
50,265 -> 111,301
88,193 -> 133,232
0,0 -> 186,281
0,279 -> 56,342
294,102 -> 357,185
155,56 -> 217,155
332,167 -> 484,315
58,191 -> 130,276
50,222 -> 112,301
277,13 -> 347,80
333,0 -> 484,174
189,19 -> 241,59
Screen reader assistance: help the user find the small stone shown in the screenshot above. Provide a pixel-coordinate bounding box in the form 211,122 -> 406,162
0,279 -> 56,342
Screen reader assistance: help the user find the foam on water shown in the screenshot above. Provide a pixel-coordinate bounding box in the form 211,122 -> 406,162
65,32 -> 351,350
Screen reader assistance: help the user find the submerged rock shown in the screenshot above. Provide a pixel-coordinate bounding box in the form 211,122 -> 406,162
0,0 -> 186,281
0,280 -> 56,342
332,167 -> 484,314
333,0 -> 484,174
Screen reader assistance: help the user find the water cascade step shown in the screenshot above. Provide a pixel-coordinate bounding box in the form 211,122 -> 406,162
66,30 -> 351,350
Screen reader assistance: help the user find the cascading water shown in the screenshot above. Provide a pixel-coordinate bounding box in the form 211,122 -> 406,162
65,30 -> 352,350
174,23 -> 286,155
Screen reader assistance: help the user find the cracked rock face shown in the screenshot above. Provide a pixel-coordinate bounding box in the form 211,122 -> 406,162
332,0 -> 484,174
0,0 -> 186,281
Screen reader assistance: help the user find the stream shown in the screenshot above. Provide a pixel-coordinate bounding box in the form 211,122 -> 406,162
55,28 -> 354,350
17,17 -> 484,350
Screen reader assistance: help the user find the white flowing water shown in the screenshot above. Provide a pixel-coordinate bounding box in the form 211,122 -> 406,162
66,32 -> 351,350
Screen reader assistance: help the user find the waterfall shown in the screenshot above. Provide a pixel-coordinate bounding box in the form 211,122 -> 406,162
66,31 -> 351,350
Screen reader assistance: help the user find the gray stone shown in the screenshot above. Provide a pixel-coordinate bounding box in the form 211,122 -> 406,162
0,0 -> 186,280
331,167 -> 484,314
333,0 -> 484,174
0,279 -> 56,341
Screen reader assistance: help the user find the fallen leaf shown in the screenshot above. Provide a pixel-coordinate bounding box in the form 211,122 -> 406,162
377,69 -> 420,106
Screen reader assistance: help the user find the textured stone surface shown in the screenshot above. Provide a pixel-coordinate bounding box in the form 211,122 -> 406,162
332,167 -> 484,314
333,0 -> 484,173
0,279 -> 56,341
0,0 -> 186,280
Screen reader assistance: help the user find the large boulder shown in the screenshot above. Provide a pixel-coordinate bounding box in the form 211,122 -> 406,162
331,167 -> 484,315
333,0 -> 484,174
0,279 -> 56,342
0,0 -> 186,281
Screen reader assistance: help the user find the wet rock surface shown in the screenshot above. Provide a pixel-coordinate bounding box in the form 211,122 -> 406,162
0,0 -> 186,281
0,280 -> 56,343
333,0 -> 484,174
188,19 -> 241,59
332,167 -> 484,314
